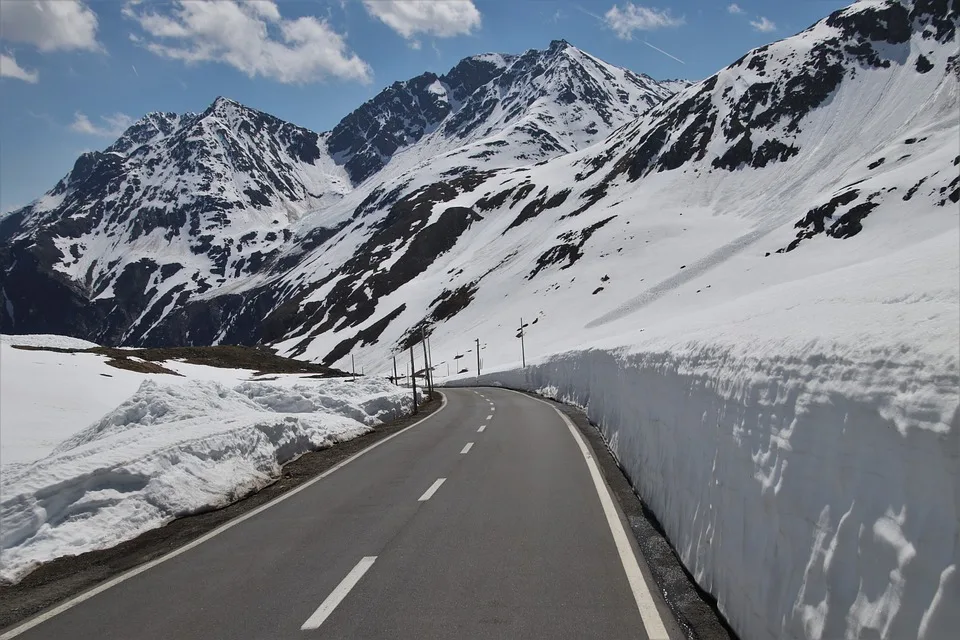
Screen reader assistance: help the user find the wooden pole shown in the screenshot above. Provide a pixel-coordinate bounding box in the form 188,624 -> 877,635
421,328 -> 432,399
427,336 -> 434,391
393,355 -> 399,386
410,344 -> 418,413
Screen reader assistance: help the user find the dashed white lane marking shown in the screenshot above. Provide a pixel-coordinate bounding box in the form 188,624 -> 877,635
505,390 -> 670,640
300,556 -> 377,630
460,442 -> 474,454
418,478 -> 446,502
477,425 -> 486,433
486,414 -> 493,420
0,394 -> 450,640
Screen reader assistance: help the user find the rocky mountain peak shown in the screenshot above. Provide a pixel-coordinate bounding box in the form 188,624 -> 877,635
105,111 -> 191,156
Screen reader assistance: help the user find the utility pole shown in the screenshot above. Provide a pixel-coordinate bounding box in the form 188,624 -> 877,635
409,344 -> 418,413
427,336 -> 434,390
351,354 -> 356,382
421,328 -> 432,400
393,355 -> 399,386
475,337 -> 481,380
517,317 -> 526,368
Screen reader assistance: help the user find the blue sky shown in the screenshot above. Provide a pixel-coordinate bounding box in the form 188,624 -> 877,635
0,0 -> 851,213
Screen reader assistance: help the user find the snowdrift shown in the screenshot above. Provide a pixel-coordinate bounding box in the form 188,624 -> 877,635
0,377 -> 412,584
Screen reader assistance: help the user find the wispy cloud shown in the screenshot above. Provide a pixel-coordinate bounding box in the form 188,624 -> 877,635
362,1 -> 481,47
603,3 -> 684,40
727,3 -> 745,15
70,112 -> 134,138
124,0 -> 371,84
750,16 -> 777,32
0,53 -> 39,83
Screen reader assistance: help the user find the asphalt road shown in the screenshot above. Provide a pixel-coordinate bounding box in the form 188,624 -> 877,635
2,387 -> 676,640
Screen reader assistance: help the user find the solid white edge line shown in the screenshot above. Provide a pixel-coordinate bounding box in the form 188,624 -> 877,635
504,389 -> 670,640
418,477 -> 446,501
460,442 -> 474,454
300,556 -> 377,630
0,393 -> 449,640
477,424 -> 486,433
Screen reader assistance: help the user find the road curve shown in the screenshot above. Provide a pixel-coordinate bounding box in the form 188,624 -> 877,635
2,387 -> 673,640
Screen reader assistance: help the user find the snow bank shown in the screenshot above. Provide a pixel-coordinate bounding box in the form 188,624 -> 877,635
0,377 -> 412,584
458,334 -> 958,640
1,337 -> 159,466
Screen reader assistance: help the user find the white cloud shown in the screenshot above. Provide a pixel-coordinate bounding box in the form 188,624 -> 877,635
70,112 -> 134,138
124,0 -> 371,84
727,3 -> 744,15
0,53 -> 39,83
0,1 -> 101,52
362,1 -> 481,42
750,16 -> 777,32
604,3 -> 684,40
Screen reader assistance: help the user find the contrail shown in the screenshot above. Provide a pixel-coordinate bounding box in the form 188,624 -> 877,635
643,40 -> 685,64
574,3 -> 687,65
574,4 -> 603,21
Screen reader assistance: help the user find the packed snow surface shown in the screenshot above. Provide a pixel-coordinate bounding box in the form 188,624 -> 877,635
0,369 -> 412,584
0,335 -> 273,466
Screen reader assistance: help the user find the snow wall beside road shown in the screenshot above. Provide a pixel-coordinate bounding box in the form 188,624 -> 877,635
451,340 -> 958,640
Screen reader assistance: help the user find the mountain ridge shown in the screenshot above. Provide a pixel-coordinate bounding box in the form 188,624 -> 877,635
0,40 -> 685,345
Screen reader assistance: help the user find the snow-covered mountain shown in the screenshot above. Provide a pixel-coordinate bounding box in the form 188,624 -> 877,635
329,40 -> 679,182
0,40 -> 679,345
263,0 -> 958,367
1,1 -> 956,366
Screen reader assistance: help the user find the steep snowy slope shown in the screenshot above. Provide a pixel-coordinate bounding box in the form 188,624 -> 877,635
269,0 -> 958,370
0,42 -> 679,345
